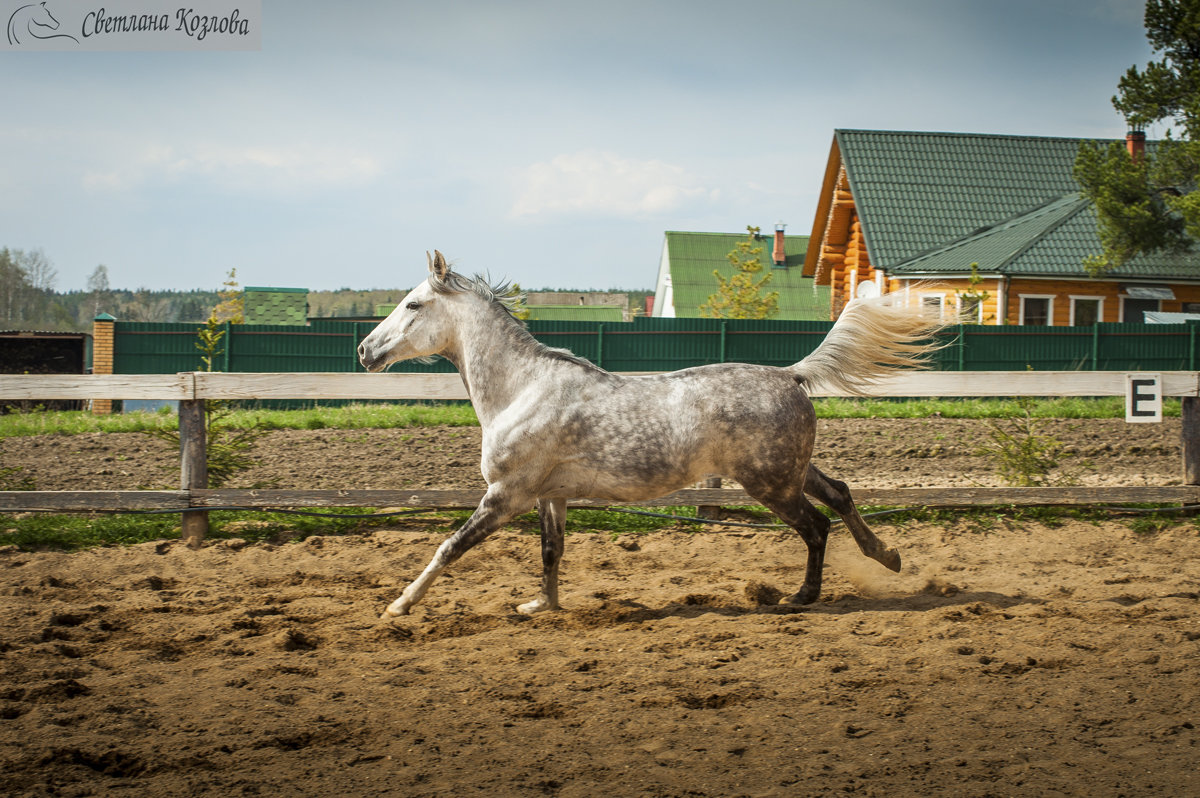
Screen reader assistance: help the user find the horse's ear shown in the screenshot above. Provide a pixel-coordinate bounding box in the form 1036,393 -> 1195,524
430,250 -> 450,280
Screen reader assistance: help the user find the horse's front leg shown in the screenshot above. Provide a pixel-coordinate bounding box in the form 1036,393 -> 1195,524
517,497 -> 566,615
381,485 -> 532,619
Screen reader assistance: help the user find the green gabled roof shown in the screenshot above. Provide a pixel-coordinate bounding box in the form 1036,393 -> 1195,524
244,286 -> 309,326
835,129 -> 1200,281
665,230 -> 830,320
1020,200 -> 1200,280
837,130 -> 1084,267
525,305 -> 625,322
892,194 -> 1090,273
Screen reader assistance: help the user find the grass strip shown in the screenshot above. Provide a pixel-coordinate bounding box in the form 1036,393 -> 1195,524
0,402 -> 479,438
2,504 -> 1193,552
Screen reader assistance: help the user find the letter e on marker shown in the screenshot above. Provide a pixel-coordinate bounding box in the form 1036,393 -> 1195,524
1125,373 -> 1162,423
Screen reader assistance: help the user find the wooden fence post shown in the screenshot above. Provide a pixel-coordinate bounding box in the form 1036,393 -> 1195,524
179,398 -> 208,546
697,476 -> 722,519
1183,396 -> 1200,486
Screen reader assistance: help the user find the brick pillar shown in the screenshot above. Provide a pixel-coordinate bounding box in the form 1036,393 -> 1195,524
91,313 -> 116,415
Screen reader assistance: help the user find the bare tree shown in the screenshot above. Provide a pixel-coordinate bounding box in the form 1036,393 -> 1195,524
0,248 -> 56,326
123,289 -> 174,322
0,249 -> 27,324
87,264 -> 111,318
16,249 -> 57,293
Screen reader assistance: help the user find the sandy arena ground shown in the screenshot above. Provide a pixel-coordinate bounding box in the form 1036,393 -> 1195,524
0,417 -> 1196,796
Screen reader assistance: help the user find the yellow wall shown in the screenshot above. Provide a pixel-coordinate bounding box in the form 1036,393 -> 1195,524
1005,278 -> 1112,324
883,277 -> 1004,324
879,277 -> 1200,325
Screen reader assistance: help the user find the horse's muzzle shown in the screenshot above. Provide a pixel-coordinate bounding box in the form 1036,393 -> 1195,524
358,342 -> 387,372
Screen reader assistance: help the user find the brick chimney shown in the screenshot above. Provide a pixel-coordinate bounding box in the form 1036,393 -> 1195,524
772,222 -> 786,266
1126,130 -> 1146,163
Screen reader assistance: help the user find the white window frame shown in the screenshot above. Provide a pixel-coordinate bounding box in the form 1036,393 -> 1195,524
920,292 -> 946,319
956,293 -> 985,323
1069,295 -> 1104,326
1018,294 -> 1055,326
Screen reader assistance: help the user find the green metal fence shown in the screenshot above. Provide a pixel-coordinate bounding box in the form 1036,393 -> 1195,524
111,318 -> 1200,378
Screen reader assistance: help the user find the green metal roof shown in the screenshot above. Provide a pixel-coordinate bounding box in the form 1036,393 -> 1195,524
892,194 -> 1091,273
526,305 -> 625,322
664,230 -> 830,319
835,129 -> 1200,280
244,286 -> 309,326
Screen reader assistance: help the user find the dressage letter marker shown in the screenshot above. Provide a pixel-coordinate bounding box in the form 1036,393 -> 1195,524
1125,373 -> 1162,423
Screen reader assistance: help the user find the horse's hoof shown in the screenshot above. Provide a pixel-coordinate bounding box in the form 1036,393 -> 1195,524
380,604 -> 410,620
879,548 -> 902,573
516,598 -> 558,615
785,587 -> 820,606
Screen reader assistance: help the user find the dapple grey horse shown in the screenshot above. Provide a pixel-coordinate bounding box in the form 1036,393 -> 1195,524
359,251 -> 944,618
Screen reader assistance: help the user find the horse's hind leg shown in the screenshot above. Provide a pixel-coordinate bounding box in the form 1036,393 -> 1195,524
751,486 -> 831,605
805,464 -> 901,573
517,497 -> 566,615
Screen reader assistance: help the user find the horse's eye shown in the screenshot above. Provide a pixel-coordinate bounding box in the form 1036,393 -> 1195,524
406,302 -> 421,311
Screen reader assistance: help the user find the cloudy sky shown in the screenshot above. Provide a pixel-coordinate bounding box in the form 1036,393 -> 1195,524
2,0 -> 1156,293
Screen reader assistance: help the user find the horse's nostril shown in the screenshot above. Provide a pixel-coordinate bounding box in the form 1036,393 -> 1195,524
357,342 -> 366,357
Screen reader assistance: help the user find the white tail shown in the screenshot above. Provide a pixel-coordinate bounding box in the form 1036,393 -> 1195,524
790,294 -> 947,396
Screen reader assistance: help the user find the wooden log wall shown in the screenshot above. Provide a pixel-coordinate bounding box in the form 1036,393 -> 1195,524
888,277 -> 1004,324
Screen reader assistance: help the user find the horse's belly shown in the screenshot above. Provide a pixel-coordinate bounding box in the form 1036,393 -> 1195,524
536,463 -> 702,503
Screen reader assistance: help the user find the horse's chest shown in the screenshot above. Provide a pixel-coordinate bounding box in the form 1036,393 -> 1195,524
478,430 -> 551,483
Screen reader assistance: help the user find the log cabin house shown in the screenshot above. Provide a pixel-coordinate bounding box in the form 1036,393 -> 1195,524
803,129 -> 1200,324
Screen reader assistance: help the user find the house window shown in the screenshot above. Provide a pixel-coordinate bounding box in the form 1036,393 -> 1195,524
1184,302 -> 1200,313
1019,295 -> 1053,326
958,295 -> 984,323
1121,297 -> 1158,323
921,294 -> 945,319
1070,297 -> 1102,326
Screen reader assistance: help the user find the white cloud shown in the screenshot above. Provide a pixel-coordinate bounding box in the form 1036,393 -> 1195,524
510,151 -> 718,219
82,142 -> 383,195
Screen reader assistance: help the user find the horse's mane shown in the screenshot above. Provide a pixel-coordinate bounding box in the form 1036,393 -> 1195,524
429,269 -> 524,320
428,268 -> 607,374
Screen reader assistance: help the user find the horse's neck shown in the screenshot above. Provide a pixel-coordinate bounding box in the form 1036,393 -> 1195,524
444,308 -> 549,427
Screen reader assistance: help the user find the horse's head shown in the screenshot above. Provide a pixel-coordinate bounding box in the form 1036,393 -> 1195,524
32,2 -> 61,29
25,2 -> 60,30
358,250 -> 459,372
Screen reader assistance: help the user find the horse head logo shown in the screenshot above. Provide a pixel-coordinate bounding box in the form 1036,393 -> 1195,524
7,2 -> 79,46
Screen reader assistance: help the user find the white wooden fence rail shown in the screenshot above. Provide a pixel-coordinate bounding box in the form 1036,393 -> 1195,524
4,370 -> 1200,401
2,371 -> 1198,546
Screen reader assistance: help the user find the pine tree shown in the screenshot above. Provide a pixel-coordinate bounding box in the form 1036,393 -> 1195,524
211,268 -> 244,323
1075,0 -> 1200,272
699,226 -> 779,319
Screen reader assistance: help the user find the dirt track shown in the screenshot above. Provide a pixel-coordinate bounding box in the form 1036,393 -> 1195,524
0,418 -> 1197,796
0,417 -> 1184,491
